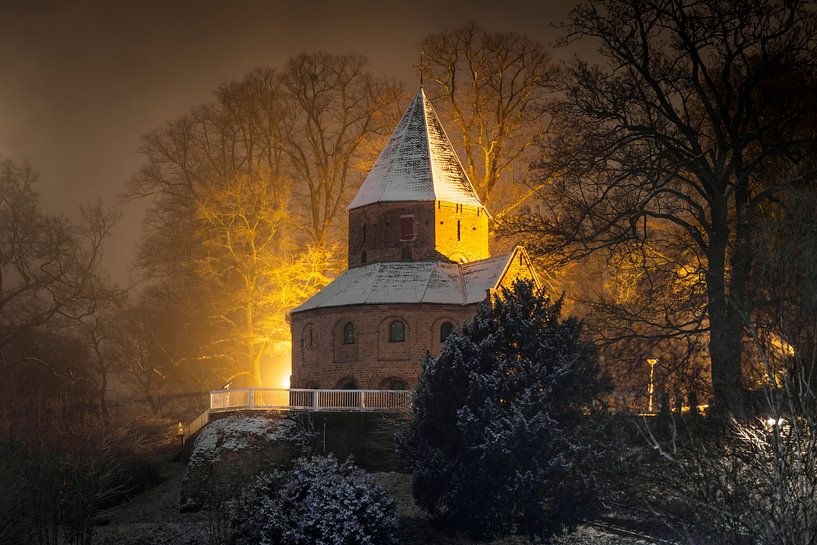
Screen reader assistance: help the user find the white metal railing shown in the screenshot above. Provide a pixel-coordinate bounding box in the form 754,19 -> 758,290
209,388 -> 412,412
184,410 -> 210,443
182,388 -> 412,444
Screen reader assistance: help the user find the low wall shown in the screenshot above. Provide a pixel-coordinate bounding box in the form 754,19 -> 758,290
182,410 -> 410,508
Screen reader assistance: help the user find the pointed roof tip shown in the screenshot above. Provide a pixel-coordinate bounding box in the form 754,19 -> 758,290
348,88 -> 484,210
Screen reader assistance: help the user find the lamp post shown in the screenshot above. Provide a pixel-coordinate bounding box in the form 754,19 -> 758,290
647,358 -> 658,414
176,421 -> 185,449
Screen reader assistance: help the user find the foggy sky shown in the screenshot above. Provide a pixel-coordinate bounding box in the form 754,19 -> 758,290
0,0 -> 578,284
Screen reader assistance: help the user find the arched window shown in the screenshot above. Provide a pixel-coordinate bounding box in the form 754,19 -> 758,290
342,322 -> 355,345
389,379 -> 406,391
389,320 -> 406,343
337,378 -> 357,390
303,326 -> 314,348
440,321 -> 454,342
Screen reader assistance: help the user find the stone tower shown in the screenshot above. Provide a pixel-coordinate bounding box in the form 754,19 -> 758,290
289,89 -> 538,390
347,89 -> 489,268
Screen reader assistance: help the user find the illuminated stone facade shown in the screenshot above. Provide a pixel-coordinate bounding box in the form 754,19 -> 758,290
289,89 -> 538,390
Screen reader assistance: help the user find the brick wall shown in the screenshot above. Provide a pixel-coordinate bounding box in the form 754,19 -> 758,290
348,202 -> 440,268
291,302 -> 480,389
434,201 -> 489,263
496,248 -> 538,290
347,200 -> 489,268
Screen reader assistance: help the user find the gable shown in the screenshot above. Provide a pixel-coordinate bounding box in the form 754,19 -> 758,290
494,247 -> 541,293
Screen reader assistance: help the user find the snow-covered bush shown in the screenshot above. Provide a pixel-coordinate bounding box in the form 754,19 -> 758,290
398,279 -> 610,539
232,455 -> 398,545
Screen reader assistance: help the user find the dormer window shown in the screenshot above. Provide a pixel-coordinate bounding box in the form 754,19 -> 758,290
400,215 -> 415,241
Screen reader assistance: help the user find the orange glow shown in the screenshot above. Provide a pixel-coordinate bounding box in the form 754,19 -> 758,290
261,339 -> 292,389
770,334 -> 795,357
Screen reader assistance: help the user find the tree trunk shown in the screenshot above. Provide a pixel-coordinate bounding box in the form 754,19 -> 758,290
708,292 -> 747,415
707,203 -> 750,416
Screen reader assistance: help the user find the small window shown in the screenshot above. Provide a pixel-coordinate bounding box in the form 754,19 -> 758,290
440,321 -> 454,342
400,216 -> 415,241
457,220 -> 461,241
389,320 -> 406,343
389,379 -> 406,391
361,250 -> 367,264
342,322 -> 355,345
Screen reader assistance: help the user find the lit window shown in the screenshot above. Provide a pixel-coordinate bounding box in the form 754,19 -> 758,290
342,322 -> 355,345
440,322 -> 454,342
389,320 -> 406,342
400,216 -> 415,241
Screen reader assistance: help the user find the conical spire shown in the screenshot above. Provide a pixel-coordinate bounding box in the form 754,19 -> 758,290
348,89 -> 483,210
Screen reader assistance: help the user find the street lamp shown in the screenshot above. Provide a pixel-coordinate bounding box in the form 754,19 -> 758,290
647,358 -> 658,414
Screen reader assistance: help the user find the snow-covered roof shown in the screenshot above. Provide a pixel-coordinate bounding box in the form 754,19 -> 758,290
348,88 -> 484,210
292,252 -> 519,313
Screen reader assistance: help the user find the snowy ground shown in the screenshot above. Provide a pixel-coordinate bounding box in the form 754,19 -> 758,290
93,461 -> 673,545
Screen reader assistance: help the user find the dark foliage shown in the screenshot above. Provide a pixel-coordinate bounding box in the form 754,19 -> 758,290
398,279 -> 610,540
232,455 -> 398,545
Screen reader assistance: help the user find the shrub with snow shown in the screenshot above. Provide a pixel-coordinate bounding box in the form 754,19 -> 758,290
233,455 -> 398,545
398,279 -> 610,539
183,414 -> 311,508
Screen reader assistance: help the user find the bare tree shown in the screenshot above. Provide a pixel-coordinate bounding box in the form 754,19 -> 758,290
509,0 -> 817,414
195,173 -> 328,386
420,23 -> 552,215
280,52 -> 401,249
126,57 -> 400,394
638,327 -> 817,545
0,159 -> 117,379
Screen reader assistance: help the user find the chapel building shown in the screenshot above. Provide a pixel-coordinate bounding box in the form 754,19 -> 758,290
289,89 -> 539,390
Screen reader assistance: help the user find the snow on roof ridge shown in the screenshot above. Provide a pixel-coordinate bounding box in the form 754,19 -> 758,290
348,88 -> 484,210
420,90 -> 483,208
371,96 -> 422,204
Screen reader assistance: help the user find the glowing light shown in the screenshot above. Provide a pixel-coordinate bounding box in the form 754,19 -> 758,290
770,334 -> 795,357
647,358 -> 658,414
261,339 -> 292,389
